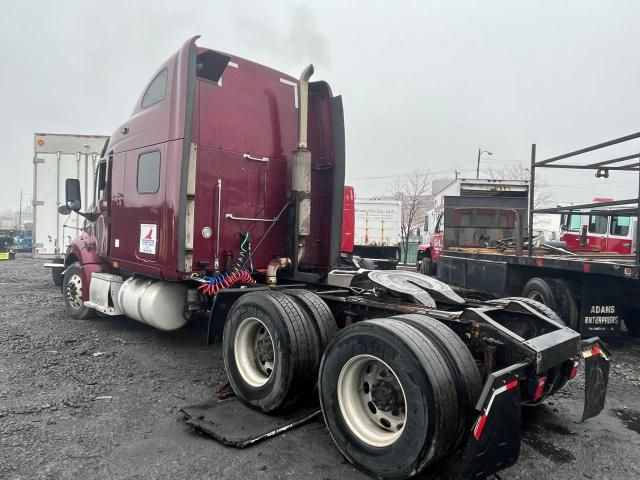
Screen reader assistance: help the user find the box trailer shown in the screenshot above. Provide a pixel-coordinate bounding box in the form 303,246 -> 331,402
33,132 -> 108,259
53,36 -> 609,480
34,133 -> 108,284
352,196 -> 401,268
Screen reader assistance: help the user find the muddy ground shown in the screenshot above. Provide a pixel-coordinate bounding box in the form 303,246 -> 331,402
1,254 -> 639,480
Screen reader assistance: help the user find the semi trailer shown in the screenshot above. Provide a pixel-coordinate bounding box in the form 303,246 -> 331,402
33,132 -> 109,285
56,36 -> 609,479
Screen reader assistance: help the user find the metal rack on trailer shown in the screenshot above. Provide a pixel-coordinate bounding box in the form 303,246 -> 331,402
528,132 -> 640,264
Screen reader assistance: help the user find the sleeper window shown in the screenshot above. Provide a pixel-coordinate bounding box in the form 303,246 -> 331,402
137,151 -> 161,194
141,68 -> 168,108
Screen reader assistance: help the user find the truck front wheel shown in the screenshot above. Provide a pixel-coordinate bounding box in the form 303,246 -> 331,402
319,318 -> 459,479
62,262 -> 94,319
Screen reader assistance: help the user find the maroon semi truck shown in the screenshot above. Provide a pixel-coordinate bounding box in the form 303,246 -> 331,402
56,36 -> 609,479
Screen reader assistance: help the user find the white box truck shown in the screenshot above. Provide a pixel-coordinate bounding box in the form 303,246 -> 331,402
352,199 -> 401,269
33,133 -> 108,282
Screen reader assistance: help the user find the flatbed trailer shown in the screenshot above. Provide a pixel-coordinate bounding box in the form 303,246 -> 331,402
438,247 -> 639,336
433,133 -> 640,338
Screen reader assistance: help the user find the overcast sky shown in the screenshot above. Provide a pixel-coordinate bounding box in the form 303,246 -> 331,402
2,0 -> 640,211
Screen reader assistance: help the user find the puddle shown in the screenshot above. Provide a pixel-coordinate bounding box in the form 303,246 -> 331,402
523,433 -> 575,463
611,408 -> 640,435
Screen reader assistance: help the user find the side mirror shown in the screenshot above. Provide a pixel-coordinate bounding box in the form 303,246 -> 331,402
560,224 -> 568,232
424,215 -> 430,233
65,179 -> 81,212
57,204 -> 72,215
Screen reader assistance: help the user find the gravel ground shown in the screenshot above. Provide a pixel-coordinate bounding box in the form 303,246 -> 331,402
1,254 -> 640,480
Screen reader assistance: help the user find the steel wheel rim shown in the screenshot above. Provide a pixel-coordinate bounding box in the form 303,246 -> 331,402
337,354 -> 407,447
67,274 -> 83,310
527,291 -> 545,303
234,317 -> 275,387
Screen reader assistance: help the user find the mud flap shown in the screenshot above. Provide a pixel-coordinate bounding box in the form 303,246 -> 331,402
462,362 -> 528,480
581,338 -> 611,422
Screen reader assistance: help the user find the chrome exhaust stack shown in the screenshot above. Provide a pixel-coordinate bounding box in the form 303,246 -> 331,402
291,65 -> 314,271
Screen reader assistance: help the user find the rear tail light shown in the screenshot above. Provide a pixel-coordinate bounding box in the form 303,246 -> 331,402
569,360 -> 579,379
533,377 -> 547,401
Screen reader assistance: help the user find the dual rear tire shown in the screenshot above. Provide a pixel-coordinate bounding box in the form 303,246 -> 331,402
319,316 -> 480,479
222,292 -> 480,479
222,290 -> 336,412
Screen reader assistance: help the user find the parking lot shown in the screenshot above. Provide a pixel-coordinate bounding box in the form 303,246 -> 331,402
1,255 -> 640,480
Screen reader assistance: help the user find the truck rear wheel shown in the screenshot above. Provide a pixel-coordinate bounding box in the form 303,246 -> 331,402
280,289 -> 338,354
391,314 -> 482,451
624,309 -> 640,337
63,262 -> 94,319
318,318 -> 459,479
222,291 -> 318,412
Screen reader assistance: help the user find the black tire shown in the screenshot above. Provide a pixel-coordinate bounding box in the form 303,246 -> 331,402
319,318 -> 459,479
62,262 -> 94,319
391,314 -> 482,451
52,267 -> 63,287
420,257 -> 435,276
520,278 -> 565,320
222,291 -> 318,412
624,309 -> 640,337
280,289 -> 338,355
551,279 -> 579,330
487,295 -> 565,326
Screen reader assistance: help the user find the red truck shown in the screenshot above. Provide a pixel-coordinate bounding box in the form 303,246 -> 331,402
56,36 -> 609,480
560,198 -> 636,254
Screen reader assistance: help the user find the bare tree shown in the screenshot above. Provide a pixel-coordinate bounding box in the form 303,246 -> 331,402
389,169 -> 431,264
484,164 -> 553,208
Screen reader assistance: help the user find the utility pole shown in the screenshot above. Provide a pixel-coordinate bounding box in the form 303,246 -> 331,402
18,189 -> 22,231
476,149 -> 493,178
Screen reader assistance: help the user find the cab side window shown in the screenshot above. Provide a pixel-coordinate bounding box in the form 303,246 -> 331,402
141,68 -> 168,109
434,215 -> 443,233
95,161 -> 107,201
137,151 -> 161,194
588,215 -> 608,234
567,214 -> 583,232
610,215 -> 630,236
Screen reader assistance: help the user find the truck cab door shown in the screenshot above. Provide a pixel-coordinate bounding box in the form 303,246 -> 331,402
606,215 -> 632,254
586,214 -> 608,251
93,158 -> 110,257
431,214 -> 444,262
562,213 -> 587,250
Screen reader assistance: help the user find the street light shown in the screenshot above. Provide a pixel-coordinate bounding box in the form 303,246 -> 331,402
476,148 -> 493,179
